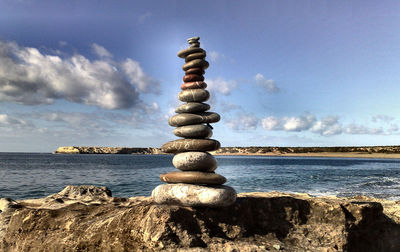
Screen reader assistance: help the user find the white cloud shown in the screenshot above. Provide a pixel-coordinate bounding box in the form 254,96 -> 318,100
344,124 -> 384,135
91,43 -> 112,58
209,51 -> 219,62
0,114 -> 29,127
121,59 -> 160,94
0,40 -> 160,109
261,114 -> 342,136
372,114 -> 395,123
225,113 -> 259,131
254,73 -> 279,93
310,116 -> 342,136
261,116 -> 281,130
261,113 -> 399,136
205,77 -> 237,95
282,114 -> 315,131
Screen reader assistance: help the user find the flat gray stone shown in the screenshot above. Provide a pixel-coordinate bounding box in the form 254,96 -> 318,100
173,152 -> 217,171
182,59 -> 209,71
178,89 -> 210,102
161,139 -> 220,153
152,183 -> 237,207
174,124 -> 212,139
160,171 -> 226,185
175,102 -> 210,113
169,112 -> 220,127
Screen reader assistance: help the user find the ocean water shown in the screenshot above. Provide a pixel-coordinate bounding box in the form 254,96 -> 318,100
1,153 -> 400,200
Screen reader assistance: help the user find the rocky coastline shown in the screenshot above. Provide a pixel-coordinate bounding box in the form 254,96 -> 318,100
55,146 -> 400,158
1,185 -> 400,251
54,146 -> 164,155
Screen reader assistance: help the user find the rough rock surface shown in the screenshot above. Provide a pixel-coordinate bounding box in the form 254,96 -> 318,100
2,185 -> 400,251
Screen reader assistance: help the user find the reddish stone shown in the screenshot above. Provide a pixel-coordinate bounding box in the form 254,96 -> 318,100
183,74 -> 204,82
181,81 -> 207,90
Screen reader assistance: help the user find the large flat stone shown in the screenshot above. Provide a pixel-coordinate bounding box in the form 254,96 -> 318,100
174,124 -> 212,138
178,89 -> 210,102
168,112 -> 220,127
160,171 -> 226,185
152,183 -> 236,207
172,151 -> 217,171
161,139 -> 220,153
177,47 -> 204,58
175,102 -> 210,113
182,59 -> 209,71
185,51 -> 206,62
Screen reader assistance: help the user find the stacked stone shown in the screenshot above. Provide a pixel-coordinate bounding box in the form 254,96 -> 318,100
152,37 -> 236,207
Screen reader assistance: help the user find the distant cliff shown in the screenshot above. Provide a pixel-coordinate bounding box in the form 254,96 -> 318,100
55,146 -> 400,155
55,146 -> 164,155
212,146 -> 400,154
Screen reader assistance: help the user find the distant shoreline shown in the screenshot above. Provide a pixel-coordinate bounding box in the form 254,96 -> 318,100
54,146 -> 400,159
212,152 -> 400,159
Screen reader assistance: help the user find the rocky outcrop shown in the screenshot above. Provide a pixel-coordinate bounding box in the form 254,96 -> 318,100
55,146 -> 165,155
55,146 -> 400,155
212,146 -> 400,154
1,186 -> 400,251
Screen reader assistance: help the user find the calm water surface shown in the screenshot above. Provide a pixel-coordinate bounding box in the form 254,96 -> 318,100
1,153 -> 400,200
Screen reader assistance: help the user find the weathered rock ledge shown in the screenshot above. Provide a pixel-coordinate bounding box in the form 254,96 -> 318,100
1,186 -> 400,251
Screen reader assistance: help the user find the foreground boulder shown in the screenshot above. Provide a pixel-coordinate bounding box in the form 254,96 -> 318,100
1,186 -> 400,251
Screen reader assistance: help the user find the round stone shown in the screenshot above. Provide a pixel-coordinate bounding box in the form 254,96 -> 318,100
185,52 -> 206,62
175,102 -> 210,113
182,59 -> 209,71
168,112 -> 220,127
172,152 -> 217,172
152,183 -> 237,207
174,124 -> 213,138
160,171 -> 226,185
177,47 -> 204,58
161,139 -> 220,153
181,81 -> 207,90
183,74 -> 204,82
185,67 -> 205,75
178,89 -> 209,102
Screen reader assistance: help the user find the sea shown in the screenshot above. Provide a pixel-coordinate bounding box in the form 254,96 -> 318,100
1,152 -> 400,200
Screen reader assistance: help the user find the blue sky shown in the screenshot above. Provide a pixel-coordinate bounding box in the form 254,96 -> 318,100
1,0 -> 400,152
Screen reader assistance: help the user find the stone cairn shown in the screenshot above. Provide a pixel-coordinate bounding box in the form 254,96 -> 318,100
152,37 -> 237,207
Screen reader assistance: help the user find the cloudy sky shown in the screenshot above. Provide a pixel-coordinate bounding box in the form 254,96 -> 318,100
1,0 -> 400,152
